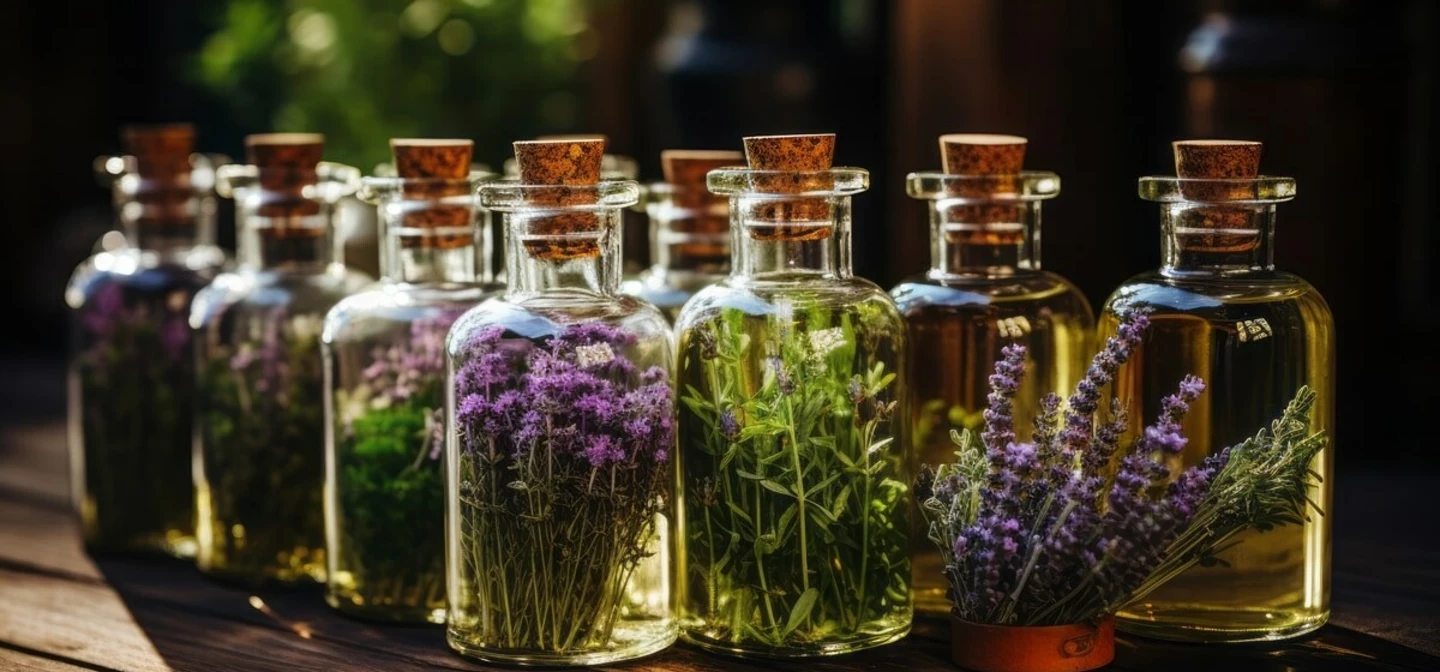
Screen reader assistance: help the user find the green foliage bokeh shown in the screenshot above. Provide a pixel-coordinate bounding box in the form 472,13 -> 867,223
194,0 -> 595,167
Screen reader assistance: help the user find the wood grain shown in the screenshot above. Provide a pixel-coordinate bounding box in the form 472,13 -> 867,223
2,422 -> 1437,672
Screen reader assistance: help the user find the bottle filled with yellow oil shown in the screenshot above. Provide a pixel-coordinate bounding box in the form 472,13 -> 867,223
1100,140 -> 1333,642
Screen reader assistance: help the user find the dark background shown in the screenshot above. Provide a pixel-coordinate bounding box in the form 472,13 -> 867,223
1,0 -> 1431,467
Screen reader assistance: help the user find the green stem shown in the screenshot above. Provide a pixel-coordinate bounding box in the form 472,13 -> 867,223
784,395 -> 812,597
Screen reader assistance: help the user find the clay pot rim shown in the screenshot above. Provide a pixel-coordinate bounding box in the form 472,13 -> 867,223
949,613 -> 1115,633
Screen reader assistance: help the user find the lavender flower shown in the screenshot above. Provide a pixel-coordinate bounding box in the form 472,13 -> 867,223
915,310 -> 1324,626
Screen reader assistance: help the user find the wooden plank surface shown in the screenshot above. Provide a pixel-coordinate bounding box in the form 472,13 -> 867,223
2,422 -> 1438,672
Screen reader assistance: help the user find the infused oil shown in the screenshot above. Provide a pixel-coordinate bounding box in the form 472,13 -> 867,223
891,135 -> 1093,614
1101,141 -> 1333,642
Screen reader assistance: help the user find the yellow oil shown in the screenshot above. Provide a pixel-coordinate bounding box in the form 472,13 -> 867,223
892,272 -> 1093,615
1100,271 -> 1334,642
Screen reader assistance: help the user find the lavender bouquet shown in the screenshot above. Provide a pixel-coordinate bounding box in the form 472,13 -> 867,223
449,322 -> 673,656
328,312 -> 459,622
916,312 -> 1328,627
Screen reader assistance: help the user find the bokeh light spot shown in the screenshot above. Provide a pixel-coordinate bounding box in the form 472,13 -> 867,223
438,19 -> 475,56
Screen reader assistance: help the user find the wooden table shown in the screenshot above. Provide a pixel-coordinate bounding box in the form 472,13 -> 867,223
2,421 -> 1437,672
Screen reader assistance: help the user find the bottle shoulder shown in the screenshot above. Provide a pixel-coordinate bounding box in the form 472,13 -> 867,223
446,292 -> 673,357
67,249 -> 221,310
322,282 -> 494,344
675,276 -> 902,333
891,270 -> 1094,319
192,266 -> 375,327
1102,270 -> 1332,321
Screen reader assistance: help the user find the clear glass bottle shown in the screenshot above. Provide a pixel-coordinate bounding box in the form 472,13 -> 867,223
67,124 -> 227,557
622,150 -> 741,321
1101,141 -> 1333,642
674,134 -> 911,657
889,135 -> 1093,615
192,133 -> 372,585
446,139 -> 676,665
322,140 -> 497,623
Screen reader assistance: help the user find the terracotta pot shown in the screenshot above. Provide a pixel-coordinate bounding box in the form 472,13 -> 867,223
950,615 -> 1115,672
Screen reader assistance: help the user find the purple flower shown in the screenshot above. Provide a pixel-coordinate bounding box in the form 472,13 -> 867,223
719,409 -> 742,441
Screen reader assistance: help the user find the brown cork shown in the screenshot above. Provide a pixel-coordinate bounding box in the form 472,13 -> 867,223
122,124 -> 195,181
121,124 -> 196,227
1172,140 -> 1264,253
512,138 -> 606,260
937,134 -> 1028,246
741,134 -> 836,240
246,133 -> 324,224
661,149 -> 741,260
391,139 -> 474,249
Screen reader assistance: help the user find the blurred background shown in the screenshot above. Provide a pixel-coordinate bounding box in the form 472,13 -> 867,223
1,0 -> 1431,467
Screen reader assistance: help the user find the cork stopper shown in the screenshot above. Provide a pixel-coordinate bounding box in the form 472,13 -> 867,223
936,134 -> 1028,245
512,138 -> 606,260
940,133 -> 1026,176
662,149 -> 741,228
245,133 -> 324,222
741,134 -> 836,240
122,124 -> 195,181
1172,140 -> 1264,253
391,139 -> 475,250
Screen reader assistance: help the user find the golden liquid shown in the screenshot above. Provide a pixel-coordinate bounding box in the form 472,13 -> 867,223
1100,271 -> 1334,642
892,272 -> 1093,615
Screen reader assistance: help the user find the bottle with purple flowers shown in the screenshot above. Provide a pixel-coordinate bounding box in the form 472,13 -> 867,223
1100,141 -> 1335,642
445,139 -> 675,665
191,134 -> 372,585
621,149 -> 741,320
674,135 -> 911,656
67,124 -> 227,557
321,139 -> 497,623
891,135 -> 1093,615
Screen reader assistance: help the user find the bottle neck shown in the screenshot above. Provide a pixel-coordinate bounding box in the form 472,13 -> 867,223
928,199 -> 1040,277
1160,201 -> 1276,277
117,185 -> 216,254
504,209 -> 623,296
378,202 -> 486,285
648,199 -> 730,277
238,213 -> 335,272
729,194 -> 851,280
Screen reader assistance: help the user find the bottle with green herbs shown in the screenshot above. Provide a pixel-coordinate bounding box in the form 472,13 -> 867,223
890,134 -> 1093,614
621,149 -> 741,320
1101,140 -> 1334,642
192,134 -> 372,585
674,134 -> 911,657
67,124 -> 227,557
321,139 -> 496,623
446,138 -> 675,665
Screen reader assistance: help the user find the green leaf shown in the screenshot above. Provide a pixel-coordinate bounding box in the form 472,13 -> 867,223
759,480 -> 792,497
783,588 -> 820,636
725,501 -> 753,526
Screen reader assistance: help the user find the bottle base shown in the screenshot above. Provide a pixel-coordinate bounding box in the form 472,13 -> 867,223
446,620 -> 677,666
325,592 -> 445,625
1116,609 -> 1328,643
197,563 -> 325,588
680,623 -> 911,659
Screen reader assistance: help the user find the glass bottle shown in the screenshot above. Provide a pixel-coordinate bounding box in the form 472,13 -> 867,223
621,150 -> 741,321
446,139 -> 676,665
192,133 -> 372,585
889,135 -> 1093,615
674,134 -> 911,657
1101,140 -> 1333,642
322,140 -> 497,623
67,124 -> 227,557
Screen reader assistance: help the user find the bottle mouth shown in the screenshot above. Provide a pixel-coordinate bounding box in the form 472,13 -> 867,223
1139,176 -> 1295,203
905,171 -> 1059,201
706,167 -> 869,196
216,161 -> 362,203
97,153 -> 227,196
501,154 -> 639,181
477,179 -> 640,211
358,171 -> 496,205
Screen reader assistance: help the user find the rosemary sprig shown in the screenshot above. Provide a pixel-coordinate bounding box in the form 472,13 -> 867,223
679,300 -> 910,648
